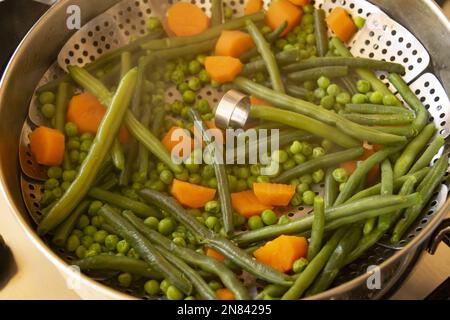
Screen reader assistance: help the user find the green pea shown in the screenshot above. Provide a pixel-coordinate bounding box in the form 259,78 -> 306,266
80,133 -> 94,142
248,216 -> 264,230
294,153 -> 307,165
146,16 -> 161,30
75,246 -> 87,259
171,236 -> 186,247
171,100 -> 184,114
291,193 -> 303,206
312,169 -> 325,184
303,4 -> 314,14
301,142 -> 313,156
336,92 -> 351,105
52,187 -> 63,198
256,175 -> 270,184
276,39 -> 288,50
182,90 -> 196,104
167,285 -> 184,300
149,180 -> 166,192
94,230 -> 108,244
127,248 -> 140,259
63,122 -> 78,137
69,150 -> 79,163
286,32 -> 297,44
290,141 -> 303,154
89,243 -> 102,254
195,99 -> 210,114
317,76 -> 331,89
92,217 -> 104,231
88,200 -> 103,216
383,94 -> 398,106
312,147 -> 326,158
314,88 -> 326,99
118,273 -> 132,287
41,103 -> 55,118
306,34 -> 316,45
160,279 -> 172,293
300,174 -> 313,185
116,240 -> 130,254
370,91 -> 384,104
247,176 -> 257,189
250,164 -> 261,176
332,168 -> 349,183
201,165 -> 215,180
320,95 -> 335,109
303,80 -> 316,91
158,218 -> 175,235
353,16 -> 366,29
171,69 -> 185,85
293,257 -> 309,273
208,280 -> 223,291
144,280 -> 160,296
77,215 -> 90,229
45,178 -> 59,190
352,93 -> 368,104
254,72 -> 266,84
261,210 -> 277,226
272,149 -> 288,163
237,167 -> 250,179
66,234 -> 80,252
72,229 -> 83,239
144,216 -> 159,230
188,60 -> 202,75
303,191 -> 316,205
81,235 -> 94,248
205,216 -> 219,230
62,170 -> 77,182
67,138 -> 80,150
198,69 -> 210,83
207,177 -> 218,189
283,159 -> 296,171
205,200 -> 220,214
357,80 -> 372,93
159,170 -> 174,185
188,173 -> 201,185
188,77 -> 202,91
278,215 -> 290,225
83,225 -> 97,237
104,234 -> 119,251
39,91 -> 55,105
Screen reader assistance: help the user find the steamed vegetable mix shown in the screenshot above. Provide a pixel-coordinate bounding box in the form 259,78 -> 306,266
31,1 -> 447,300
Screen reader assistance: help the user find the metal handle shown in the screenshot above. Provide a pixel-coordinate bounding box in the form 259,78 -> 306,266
427,218 -> 450,254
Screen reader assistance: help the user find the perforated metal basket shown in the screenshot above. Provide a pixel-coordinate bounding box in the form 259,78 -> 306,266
0,0 -> 449,300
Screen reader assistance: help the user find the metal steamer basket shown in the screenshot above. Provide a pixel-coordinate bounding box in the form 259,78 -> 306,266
0,0 -> 449,299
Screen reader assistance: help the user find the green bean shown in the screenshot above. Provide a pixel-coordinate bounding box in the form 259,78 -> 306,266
153,242 -> 216,300
255,284 -> 289,300
63,151 -> 72,171
247,20 -> 285,93
99,205 -> 192,294
37,30 -> 164,93
314,9 -> 328,57
273,148 -> 364,183
148,39 -> 217,63
408,135 -> 445,174
348,167 -> 430,202
131,58 -> 148,117
286,85 -> 309,99
392,155 -> 448,243
119,141 -> 138,186
241,49 -> 299,75
385,73 -> 429,138
88,187 -> 162,218
111,140 -> 125,171
74,255 -> 163,280
234,77 -> 407,145
138,189 -> 292,286
250,105 -> 360,149
37,69 -> 138,235
137,106 -> 153,178
288,66 -> 349,82
190,109 -> 234,235
211,0 -> 223,26
124,211 -> 249,300
120,51 -> 132,79
234,194 -> 419,245
339,76 -> 358,95
241,21 -> 288,62
307,197 -> 325,261
52,201 -> 90,247
331,37 -> 401,106
98,173 -> 119,190
344,104 -> 412,115
334,146 -> 404,206
343,113 -> 414,126
141,12 -> 264,50
67,66 -> 183,174
305,224 -> 362,296
282,228 -> 348,300
324,168 -> 339,208
282,56 -> 406,74
393,123 -> 437,178
377,175 -> 417,233
54,82 -> 70,132
151,107 -> 166,137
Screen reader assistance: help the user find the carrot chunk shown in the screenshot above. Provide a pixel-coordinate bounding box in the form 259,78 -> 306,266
216,288 -> 235,300
245,0 -> 264,15
326,7 -> 357,43
205,56 -> 244,84
231,190 -> 273,218
215,30 -> 255,58
171,179 -> 216,209
340,144 -> 380,185
254,235 -> 308,273
161,126 -> 194,157
29,126 -> 65,166
205,248 -> 225,261
266,0 -> 303,36
67,93 -> 129,144
287,0 -> 311,6
253,182 -> 296,206
250,96 -> 271,106
167,2 -> 210,37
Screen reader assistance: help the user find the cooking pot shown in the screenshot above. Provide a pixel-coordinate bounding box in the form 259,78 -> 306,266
0,0 -> 449,299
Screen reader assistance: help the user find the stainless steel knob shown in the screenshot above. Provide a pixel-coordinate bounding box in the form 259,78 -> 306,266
214,89 -> 250,130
